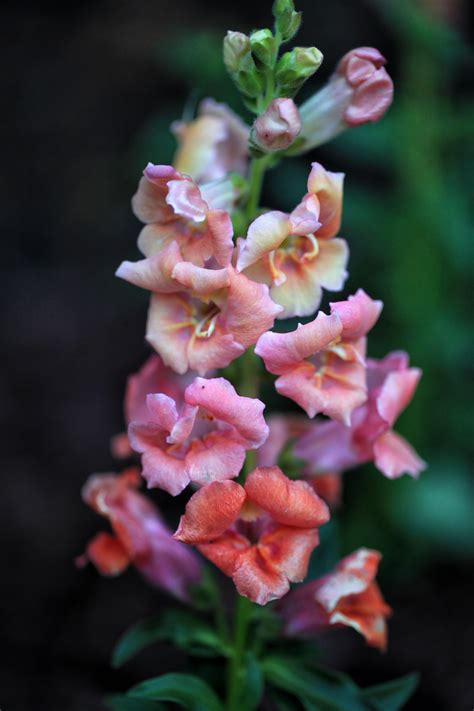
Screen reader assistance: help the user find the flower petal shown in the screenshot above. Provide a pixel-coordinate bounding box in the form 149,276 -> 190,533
236,212 -> 290,273
184,377 -> 269,448
80,532 -> 131,576
307,163 -> 344,239
232,546 -> 290,605
185,431 -> 246,485
131,164 -> 181,223
174,480 -> 246,544
245,466 -> 330,528
140,448 -> 190,496
146,294 -> 193,375
373,429 -> 426,479
171,262 -> 230,294
259,526 -> 320,583
166,178 -> 208,222
116,241 -> 183,293
207,209 -> 234,266
330,289 -> 383,340
376,368 -> 422,428
198,530 -> 251,577
224,268 -> 283,346
256,311 -> 342,375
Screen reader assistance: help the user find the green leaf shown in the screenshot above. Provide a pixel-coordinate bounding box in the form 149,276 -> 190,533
112,610 -> 229,668
238,652 -> 264,710
128,672 -> 223,711
362,672 -> 419,711
104,695 -> 165,711
263,656 -> 369,711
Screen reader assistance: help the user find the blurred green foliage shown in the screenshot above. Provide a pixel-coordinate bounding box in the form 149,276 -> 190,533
129,1 -> 473,581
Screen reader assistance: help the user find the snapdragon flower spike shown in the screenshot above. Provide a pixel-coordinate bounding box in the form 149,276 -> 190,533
172,98 -> 249,183
256,290 -> 382,425
297,47 -> 394,151
123,163 -> 235,271
76,468 -> 201,601
128,377 -> 269,496
236,162 -> 348,318
279,548 -> 391,650
174,466 -> 330,605
257,414 -> 342,508
252,98 -> 302,152
294,351 -> 426,479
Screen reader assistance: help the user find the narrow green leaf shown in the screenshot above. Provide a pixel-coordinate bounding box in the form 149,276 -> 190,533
263,656 -> 369,711
112,610 -> 229,668
104,694 -> 164,711
362,672 -> 419,711
128,672 -> 223,711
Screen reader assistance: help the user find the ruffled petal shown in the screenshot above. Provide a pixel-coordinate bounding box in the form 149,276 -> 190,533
80,532 -> 131,576
185,431 -> 246,485
140,448 -> 190,496
307,163 -> 344,239
256,311 -> 342,375
376,368 -> 422,428
259,526 -> 320,583
184,377 -> 269,449
245,466 -> 330,528
145,393 -> 180,433
207,210 -> 234,266
310,237 -> 349,289
232,546 -> 291,605
171,262 -> 230,294
198,530 -> 251,577
223,267 -> 283,348
373,429 -> 426,479
294,419 -> 359,473
187,328 -> 245,375
131,164 -> 181,223
165,178 -> 208,222
174,480 -> 246,543
116,241 -> 183,293
236,212 -> 291,273
330,289 -> 383,340
146,294 -> 193,375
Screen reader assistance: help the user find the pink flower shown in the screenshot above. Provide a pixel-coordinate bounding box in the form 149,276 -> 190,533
76,468 -> 201,601
252,98 -> 302,152
174,466 -> 329,605
128,376 -> 269,496
294,351 -> 426,479
256,290 -> 382,424
172,98 -> 249,183
298,47 -> 394,150
236,162 -> 348,318
110,354 -> 194,459
279,548 -> 391,651
125,162 -> 235,271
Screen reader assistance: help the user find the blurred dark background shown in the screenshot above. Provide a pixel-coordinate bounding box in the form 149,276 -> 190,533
2,0 -> 473,709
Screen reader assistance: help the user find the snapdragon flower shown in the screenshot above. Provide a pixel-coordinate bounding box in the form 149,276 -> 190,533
174,466 -> 329,605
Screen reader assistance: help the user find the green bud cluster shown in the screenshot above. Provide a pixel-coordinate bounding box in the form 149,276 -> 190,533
222,1 -> 322,113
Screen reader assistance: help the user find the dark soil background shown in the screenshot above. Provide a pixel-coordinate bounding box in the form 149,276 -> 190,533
1,1 -> 473,709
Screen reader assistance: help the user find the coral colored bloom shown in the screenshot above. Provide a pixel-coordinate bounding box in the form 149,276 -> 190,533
76,468 -> 201,600
236,162 -> 348,318
252,98 -> 302,152
124,162 -> 235,272
128,377 -> 269,496
279,548 -> 392,651
257,414 -> 342,508
256,290 -> 382,424
111,354 -> 194,459
172,98 -> 249,183
279,548 -> 391,650
174,466 -> 330,605
297,47 -> 394,150
294,351 -> 426,479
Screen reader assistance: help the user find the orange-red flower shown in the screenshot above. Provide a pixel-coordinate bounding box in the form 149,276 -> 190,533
279,548 -> 391,650
174,466 -> 330,605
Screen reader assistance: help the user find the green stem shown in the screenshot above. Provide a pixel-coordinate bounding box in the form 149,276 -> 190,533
225,594 -> 253,711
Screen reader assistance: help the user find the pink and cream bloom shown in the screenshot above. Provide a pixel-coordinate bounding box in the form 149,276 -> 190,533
174,466 -> 330,605
128,376 -> 269,496
297,47 -> 394,151
251,98 -> 302,152
279,548 -> 391,651
256,290 -> 382,424
172,98 -> 249,183
294,351 -> 426,479
236,162 -> 348,318
76,468 -> 201,601
122,162 -> 235,274
111,354 -> 195,459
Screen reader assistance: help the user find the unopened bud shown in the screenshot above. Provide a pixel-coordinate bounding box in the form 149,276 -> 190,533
295,47 -> 394,152
223,31 -> 251,74
272,0 -> 302,43
250,29 -> 277,67
251,98 -> 302,152
275,47 -> 323,97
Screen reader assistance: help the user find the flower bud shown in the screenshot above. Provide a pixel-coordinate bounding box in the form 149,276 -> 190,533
272,0 -> 302,43
223,31 -> 251,74
250,29 -> 277,67
251,98 -> 302,152
295,47 -> 394,152
275,47 -> 323,97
